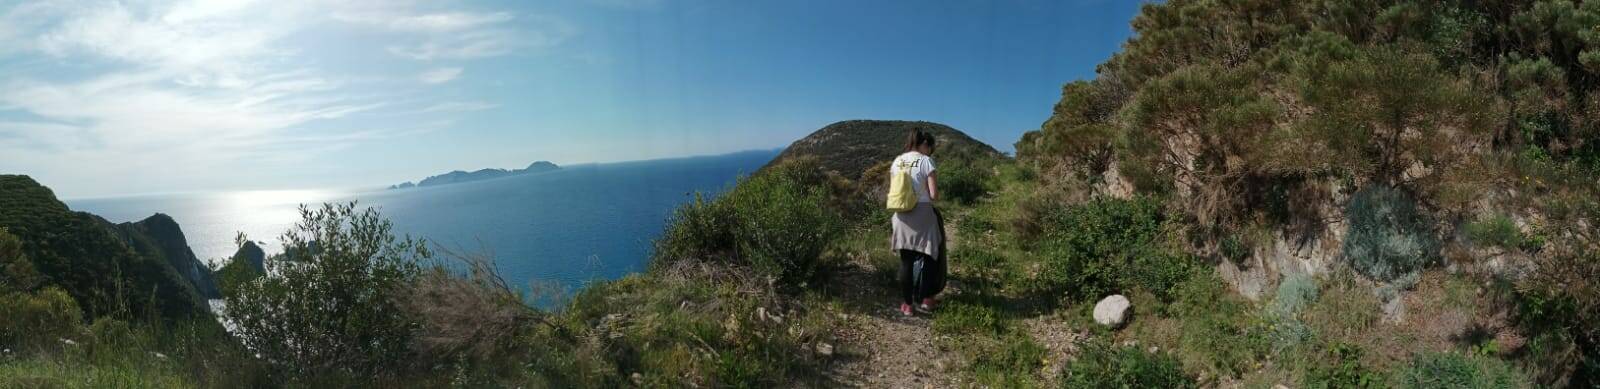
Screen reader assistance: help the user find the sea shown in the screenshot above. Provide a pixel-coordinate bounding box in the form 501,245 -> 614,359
66,149 -> 778,300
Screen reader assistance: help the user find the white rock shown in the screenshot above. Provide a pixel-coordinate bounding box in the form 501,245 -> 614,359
1093,294 -> 1131,328
816,343 -> 834,357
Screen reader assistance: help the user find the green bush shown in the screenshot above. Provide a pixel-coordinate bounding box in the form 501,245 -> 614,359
1036,197 -> 1199,302
1304,342 -> 1386,389
225,202 -> 429,379
1461,215 -> 1541,252
1165,272 -> 1269,376
937,159 -> 992,204
1395,351 -> 1532,389
1342,185 -> 1437,285
724,162 -> 842,284
653,193 -> 737,266
654,159 -> 842,285
1061,339 -> 1195,389
0,287 -> 83,349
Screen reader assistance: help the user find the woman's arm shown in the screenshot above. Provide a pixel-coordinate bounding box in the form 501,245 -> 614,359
926,171 -> 938,202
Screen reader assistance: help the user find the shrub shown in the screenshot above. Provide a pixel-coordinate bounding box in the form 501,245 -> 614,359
1342,185 -> 1437,285
0,287 -> 83,350
1304,342 -> 1386,389
1036,197 -> 1199,302
937,159 -> 992,204
1461,215 -> 1541,252
1166,272 -> 1269,376
1061,339 -> 1195,389
0,228 -> 43,293
724,162 -> 842,284
1271,274 -> 1319,318
225,202 -> 430,379
653,193 -> 737,266
1395,351 -> 1532,389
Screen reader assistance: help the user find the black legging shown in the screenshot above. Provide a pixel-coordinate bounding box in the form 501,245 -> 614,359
899,249 -> 936,305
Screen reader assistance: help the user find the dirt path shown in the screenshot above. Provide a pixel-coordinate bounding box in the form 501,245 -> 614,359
823,254 -> 960,388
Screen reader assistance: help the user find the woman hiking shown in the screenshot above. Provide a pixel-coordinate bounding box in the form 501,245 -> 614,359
887,129 -> 947,317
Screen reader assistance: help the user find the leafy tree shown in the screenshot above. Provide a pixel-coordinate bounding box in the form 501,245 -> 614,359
225,202 -> 430,379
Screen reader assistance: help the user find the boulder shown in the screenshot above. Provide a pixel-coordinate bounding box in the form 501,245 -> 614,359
1093,294 -> 1131,328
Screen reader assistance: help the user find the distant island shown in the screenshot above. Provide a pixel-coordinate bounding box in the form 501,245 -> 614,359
389,161 -> 560,189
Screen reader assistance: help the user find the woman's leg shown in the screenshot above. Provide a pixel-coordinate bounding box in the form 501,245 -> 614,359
898,249 -> 918,306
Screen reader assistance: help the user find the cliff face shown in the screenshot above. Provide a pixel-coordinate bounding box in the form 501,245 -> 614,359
0,175 -> 211,319
765,120 -> 1003,181
111,213 -> 222,299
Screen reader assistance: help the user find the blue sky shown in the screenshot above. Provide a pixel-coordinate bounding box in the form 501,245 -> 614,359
0,0 -> 1144,198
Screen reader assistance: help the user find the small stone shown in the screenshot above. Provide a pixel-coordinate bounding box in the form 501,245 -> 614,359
631,372 -> 643,385
152,352 -> 168,359
816,343 -> 834,357
1093,294 -> 1131,328
59,338 -> 77,346
1148,346 -> 1159,353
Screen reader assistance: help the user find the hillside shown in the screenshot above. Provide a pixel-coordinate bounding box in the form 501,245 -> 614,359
765,120 -> 1003,181
5,1 -> 1600,387
391,161 -> 560,189
0,175 -> 213,319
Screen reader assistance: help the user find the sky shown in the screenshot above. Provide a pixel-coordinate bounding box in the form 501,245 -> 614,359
0,0 -> 1144,198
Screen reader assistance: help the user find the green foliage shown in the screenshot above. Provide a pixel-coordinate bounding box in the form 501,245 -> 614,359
725,161 -> 843,284
655,193 -> 737,264
1035,197 -> 1199,302
937,158 -> 992,205
1395,351 -> 1532,389
225,202 -> 430,379
1061,339 -> 1195,389
968,332 -> 1047,388
1165,272 -> 1269,377
1271,274 -> 1319,318
931,300 -> 1005,336
656,159 -> 843,285
1304,343 -> 1386,389
0,287 -> 83,350
1461,215 -> 1543,252
0,228 -> 43,293
0,175 -> 206,320
1343,185 -> 1437,285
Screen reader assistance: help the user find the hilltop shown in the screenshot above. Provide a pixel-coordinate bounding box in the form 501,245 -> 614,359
765,120 -> 1003,181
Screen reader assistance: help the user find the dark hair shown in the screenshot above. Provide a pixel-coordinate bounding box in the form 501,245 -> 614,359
903,129 -> 937,152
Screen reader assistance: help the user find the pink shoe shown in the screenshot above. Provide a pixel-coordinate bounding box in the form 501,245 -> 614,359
900,303 -> 914,316
921,298 -> 937,311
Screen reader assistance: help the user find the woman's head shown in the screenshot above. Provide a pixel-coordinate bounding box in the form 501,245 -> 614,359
903,129 -> 937,154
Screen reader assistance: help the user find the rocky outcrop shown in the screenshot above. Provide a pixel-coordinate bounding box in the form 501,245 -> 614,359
233,240 -> 267,273
112,213 -> 222,299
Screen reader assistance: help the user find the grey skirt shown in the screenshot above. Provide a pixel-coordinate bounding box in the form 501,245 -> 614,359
891,202 -> 941,258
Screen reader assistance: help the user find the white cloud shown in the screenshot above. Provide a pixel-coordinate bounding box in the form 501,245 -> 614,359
0,0 -> 574,195
421,101 -> 500,113
418,67 -> 463,84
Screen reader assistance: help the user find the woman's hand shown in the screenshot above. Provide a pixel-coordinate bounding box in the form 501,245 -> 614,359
926,171 -> 938,202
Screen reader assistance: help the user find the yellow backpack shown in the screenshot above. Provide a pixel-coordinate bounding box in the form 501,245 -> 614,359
886,161 -> 917,212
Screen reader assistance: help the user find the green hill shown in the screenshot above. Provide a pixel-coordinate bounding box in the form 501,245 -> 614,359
0,175 -> 212,320
765,120 -> 1003,181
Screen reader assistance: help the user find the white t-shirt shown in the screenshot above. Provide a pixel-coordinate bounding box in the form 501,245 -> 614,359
891,151 -> 936,203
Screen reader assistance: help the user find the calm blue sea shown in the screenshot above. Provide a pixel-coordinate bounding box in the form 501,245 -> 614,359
67,150 -> 778,295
